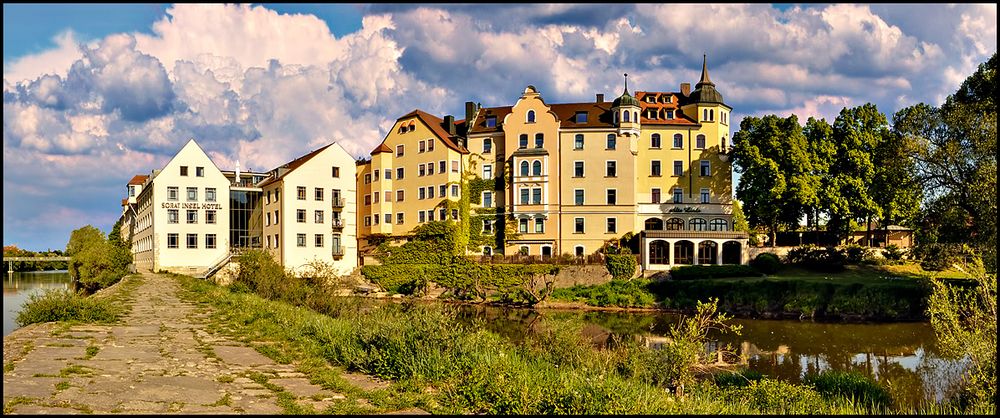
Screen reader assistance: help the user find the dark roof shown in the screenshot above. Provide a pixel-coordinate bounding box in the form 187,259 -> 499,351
257,143 -> 334,188
468,106 -> 513,134
512,148 -> 550,157
635,91 -> 700,125
370,109 -> 469,155
689,54 -> 724,104
612,89 -> 641,108
128,175 -> 148,185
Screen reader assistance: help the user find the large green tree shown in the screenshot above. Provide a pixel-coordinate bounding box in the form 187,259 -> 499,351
826,104 -> 887,241
65,224 -> 131,294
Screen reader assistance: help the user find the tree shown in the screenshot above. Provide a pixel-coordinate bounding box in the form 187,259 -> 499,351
803,117 -> 836,240
731,200 -> 758,246
65,224 -> 130,294
827,103 -> 889,244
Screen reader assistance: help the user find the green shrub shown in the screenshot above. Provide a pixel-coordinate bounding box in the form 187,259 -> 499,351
785,245 -> 846,272
670,265 -> 757,280
16,289 -> 121,326
882,244 -> 906,261
914,243 -> 971,271
843,244 -> 872,264
803,370 -> 892,409
605,254 -> 637,280
722,379 -> 826,414
749,253 -> 781,274
714,369 -> 765,388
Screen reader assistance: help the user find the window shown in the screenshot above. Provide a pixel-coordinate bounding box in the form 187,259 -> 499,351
574,189 -> 584,205
419,188 -> 426,200
187,233 -> 198,249
332,166 -> 340,178
486,116 -> 497,128
206,234 -> 216,249
384,213 -> 392,224
527,110 -> 536,123
275,189 -> 279,201
483,246 -> 493,256
419,164 -> 426,177
452,184 -> 459,197
397,190 -> 404,201
574,161 -> 584,177
534,133 -> 544,148
575,111 -> 587,123
193,166 -> 203,177
651,160 -> 661,176
574,134 -> 584,150
187,210 -> 197,224
690,218 -> 707,231
168,209 -> 179,224
266,191 -> 271,205
374,169 -> 380,181
297,186 -> 306,200
483,138 -> 493,153
428,140 -> 434,154
364,173 -> 371,184
364,195 -> 371,205
520,161 -> 529,176
607,189 -> 617,205
606,134 -> 616,150
452,209 -> 459,220
396,144 -> 404,156
532,160 -> 542,176
519,134 -> 528,149
666,110 -> 674,119
419,140 -> 426,153
373,212 -> 379,224
315,234 -> 324,247
180,166 -> 188,176
315,188 -> 324,201
651,133 -> 661,148
483,164 -> 493,179
427,186 -> 434,198
396,213 -> 404,224
383,168 -> 391,180
297,234 -> 307,247
673,188 -> 683,203
418,211 -> 426,223
667,218 -> 684,230
519,218 -> 529,233
274,234 -> 280,248
520,189 -> 529,204
623,111 -> 630,122
607,217 -> 617,233
266,212 -> 271,226
709,219 -> 728,231
700,188 -> 710,203
365,216 -> 372,226
439,184 -> 447,197
206,188 -> 216,202
483,191 -> 493,208
315,210 -> 324,223
275,210 -> 279,224
427,210 -> 434,222
187,187 -> 198,201
575,246 -> 585,257
700,160 -> 712,177
606,161 -> 616,177
439,160 -> 446,173
651,188 -> 661,203
696,134 -> 706,149
384,191 -> 392,202
534,216 -> 544,233
297,209 -> 306,223
206,210 -> 216,224
394,167 -> 403,180
673,133 -> 684,148
673,160 -> 683,176
129,186 -> 136,197
483,219 -> 494,233
452,160 -> 459,173
167,233 -> 179,249
532,188 -> 542,204
575,218 -> 585,233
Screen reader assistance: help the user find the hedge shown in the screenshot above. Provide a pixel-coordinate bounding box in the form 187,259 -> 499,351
669,265 -> 758,280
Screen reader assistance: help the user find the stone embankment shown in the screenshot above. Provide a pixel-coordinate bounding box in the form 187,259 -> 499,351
2,272 -> 425,414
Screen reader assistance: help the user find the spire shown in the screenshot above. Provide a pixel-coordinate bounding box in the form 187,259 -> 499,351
698,54 -> 714,87
623,73 -> 629,95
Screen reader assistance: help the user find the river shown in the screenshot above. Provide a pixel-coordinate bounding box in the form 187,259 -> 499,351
3,270 -> 73,337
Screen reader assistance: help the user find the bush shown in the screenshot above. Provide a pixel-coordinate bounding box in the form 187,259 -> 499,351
605,254 -> 637,280
749,253 -> 781,274
722,379 -> 826,414
803,370 -> 892,409
913,243 -> 971,271
843,244 -> 872,264
66,224 -> 131,294
785,245 -> 846,272
882,244 -> 906,261
16,289 -> 121,326
714,369 -> 765,388
670,265 -> 757,280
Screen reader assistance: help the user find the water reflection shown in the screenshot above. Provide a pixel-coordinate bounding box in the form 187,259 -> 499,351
3,270 -> 73,337
450,304 -> 966,409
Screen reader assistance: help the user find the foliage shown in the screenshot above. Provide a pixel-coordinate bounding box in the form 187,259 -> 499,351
550,279 -> 657,308
15,289 -> 121,326
785,245 -> 846,272
842,244 -> 872,264
912,243 -> 973,271
749,253 -> 781,274
803,370 -> 892,409
713,369 -> 765,388
730,200 -> 758,246
670,265 -> 758,280
65,224 -> 131,294
666,298 -> 743,386
926,257 -> 996,410
721,379 -> 826,414
2,245 -> 68,271
882,244 -> 906,261
605,254 -> 637,280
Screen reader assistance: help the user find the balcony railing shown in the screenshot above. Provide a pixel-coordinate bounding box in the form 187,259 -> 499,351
331,247 -> 345,258
331,197 -> 345,209
331,219 -> 344,231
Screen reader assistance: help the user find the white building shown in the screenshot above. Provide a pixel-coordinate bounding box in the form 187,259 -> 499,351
131,139 -> 231,275
259,142 -> 358,276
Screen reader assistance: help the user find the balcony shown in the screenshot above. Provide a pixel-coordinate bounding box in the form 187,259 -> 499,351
331,218 -> 344,231
331,247 -> 345,259
331,197 -> 345,209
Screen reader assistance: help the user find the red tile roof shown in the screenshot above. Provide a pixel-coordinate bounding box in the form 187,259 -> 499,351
257,143 -> 335,188
121,198 -> 128,206
128,175 -> 148,185
369,109 -> 469,156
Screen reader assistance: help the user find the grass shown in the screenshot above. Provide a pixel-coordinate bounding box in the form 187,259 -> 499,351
84,346 -> 99,359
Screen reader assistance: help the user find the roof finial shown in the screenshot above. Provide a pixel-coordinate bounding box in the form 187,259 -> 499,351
623,73 -> 629,94
698,54 -> 713,86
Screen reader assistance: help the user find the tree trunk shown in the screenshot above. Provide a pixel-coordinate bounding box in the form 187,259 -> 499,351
865,215 -> 872,247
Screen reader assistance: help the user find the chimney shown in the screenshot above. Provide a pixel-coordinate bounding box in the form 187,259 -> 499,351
596,93 -> 604,103
465,101 -> 478,125
444,115 -> 456,135
680,83 -> 691,97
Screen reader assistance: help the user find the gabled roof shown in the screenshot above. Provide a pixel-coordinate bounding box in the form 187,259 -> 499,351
121,198 -> 129,206
369,109 -> 469,156
257,143 -> 334,188
635,91 -> 699,126
468,106 -> 513,134
128,175 -> 148,185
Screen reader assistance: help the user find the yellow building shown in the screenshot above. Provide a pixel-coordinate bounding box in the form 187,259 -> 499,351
356,110 -> 469,252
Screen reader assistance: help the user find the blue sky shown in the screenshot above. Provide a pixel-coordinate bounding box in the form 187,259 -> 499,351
2,3 -> 996,251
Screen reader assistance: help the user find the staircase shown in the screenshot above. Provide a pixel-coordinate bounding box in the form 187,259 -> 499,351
196,251 -> 234,280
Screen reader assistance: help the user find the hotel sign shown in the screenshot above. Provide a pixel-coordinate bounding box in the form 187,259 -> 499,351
162,202 -> 224,210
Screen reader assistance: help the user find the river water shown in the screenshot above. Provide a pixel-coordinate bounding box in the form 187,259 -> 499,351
1,271 -> 965,408
3,270 -> 73,337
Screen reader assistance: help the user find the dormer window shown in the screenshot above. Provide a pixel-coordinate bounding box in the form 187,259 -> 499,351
666,110 -> 674,119
575,112 -> 588,123
486,116 -> 497,128
527,110 -> 536,123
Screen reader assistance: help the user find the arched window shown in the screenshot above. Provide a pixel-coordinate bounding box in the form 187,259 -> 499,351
666,218 -> 684,230
520,161 -> 529,176
673,133 -> 684,148
650,241 -> 669,264
709,218 -> 728,231
574,134 -> 584,150
575,246 -> 585,257
534,133 -> 544,148
527,110 -> 536,123
532,160 -> 542,176
483,246 -> 492,256
645,218 -> 664,230
689,218 -> 707,231
696,134 -> 706,149
651,133 -> 661,148
633,111 -> 638,122
614,112 -> 619,124
519,134 -> 528,149
623,111 -> 630,122
710,109 -> 714,121
606,134 -> 616,150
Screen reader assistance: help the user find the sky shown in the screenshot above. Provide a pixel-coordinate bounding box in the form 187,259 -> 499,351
2,3 -> 997,252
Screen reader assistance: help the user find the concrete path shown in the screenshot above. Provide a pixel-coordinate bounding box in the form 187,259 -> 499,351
2,272 -> 400,414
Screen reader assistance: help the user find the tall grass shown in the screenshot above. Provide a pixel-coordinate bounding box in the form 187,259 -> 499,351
15,289 -> 121,326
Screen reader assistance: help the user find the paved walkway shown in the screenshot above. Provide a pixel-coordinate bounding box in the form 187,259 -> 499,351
2,272 -> 406,414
